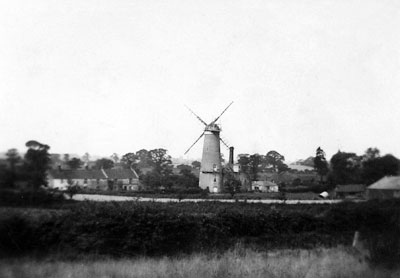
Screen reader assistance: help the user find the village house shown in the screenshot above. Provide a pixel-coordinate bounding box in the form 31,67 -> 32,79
367,176 -> 400,200
103,168 -> 141,191
47,167 -> 140,191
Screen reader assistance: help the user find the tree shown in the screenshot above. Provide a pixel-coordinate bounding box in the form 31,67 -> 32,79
248,154 -> 262,181
361,148 -> 399,185
110,153 -> 119,163
67,157 -> 83,170
277,161 -> 289,173
6,148 -> 21,172
377,154 -> 399,176
141,170 -> 162,189
237,153 -> 268,179
314,147 -> 329,182
363,147 -> 380,161
191,161 -> 201,169
265,151 -> 285,172
63,153 -> 70,163
140,149 -> 173,189
223,170 -> 241,197
148,148 -> 172,176
177,164 -> 192,172
66,183 -> 79,199
135,149 -> 152,168
329,151 -> 362,185
95,158 -> 114,169
237,154 -> 250,174
292,178 -> 302,187
2,148 -> 21,187
49,153 -> 62,169
82,152 -> 90,163
121,152 -> 140,172
0,164 -> 11,188
24,140 -> 51,189
177,168 -> 199,188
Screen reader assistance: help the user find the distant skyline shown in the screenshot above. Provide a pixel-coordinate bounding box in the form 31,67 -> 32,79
1,0 -> 400,163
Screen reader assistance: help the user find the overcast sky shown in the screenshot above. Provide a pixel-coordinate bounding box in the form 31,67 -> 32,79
1,0 -> 400,162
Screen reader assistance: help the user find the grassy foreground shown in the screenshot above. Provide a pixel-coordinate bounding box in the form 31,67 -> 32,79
0,247 -> 398,278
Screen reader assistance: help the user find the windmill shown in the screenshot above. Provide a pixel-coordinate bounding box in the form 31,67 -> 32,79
184,101 -> 234,193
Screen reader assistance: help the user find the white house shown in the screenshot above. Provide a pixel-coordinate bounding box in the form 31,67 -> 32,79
252,180 -> 279,192
47,167 -> 140,191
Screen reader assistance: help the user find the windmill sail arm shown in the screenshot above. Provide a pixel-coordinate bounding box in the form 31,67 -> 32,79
220,137 -> 229,149
184,132 -> 204,154
185,105 -> 207,126
212,101 -> 234,124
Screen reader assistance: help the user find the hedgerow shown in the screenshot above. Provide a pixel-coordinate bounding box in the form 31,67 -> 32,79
0,200 -> 399,265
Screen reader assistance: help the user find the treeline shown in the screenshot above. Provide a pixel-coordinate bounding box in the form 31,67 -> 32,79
238,147 -> 400,187
1,200 -> 399,265
328,148 -> 399,185
0,141 -> 200,191
236,150 -> 289,181
119,149 -> 199,190
1,141 -> 399,192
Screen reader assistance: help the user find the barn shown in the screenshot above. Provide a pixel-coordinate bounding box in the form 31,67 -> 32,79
367,176 -> 400,200
335,184 -> 366,199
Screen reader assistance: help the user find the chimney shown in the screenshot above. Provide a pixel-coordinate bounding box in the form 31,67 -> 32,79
229,147 -> 234,165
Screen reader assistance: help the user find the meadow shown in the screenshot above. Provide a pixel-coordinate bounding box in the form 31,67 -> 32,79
0,247 -> 398,278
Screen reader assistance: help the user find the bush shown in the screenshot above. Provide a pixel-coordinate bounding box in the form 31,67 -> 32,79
0,189 -> 66,207
0,200 -> 399,265
0,215 -> 35,255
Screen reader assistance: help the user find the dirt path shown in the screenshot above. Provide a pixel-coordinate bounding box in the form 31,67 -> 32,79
72,194 -> 344,204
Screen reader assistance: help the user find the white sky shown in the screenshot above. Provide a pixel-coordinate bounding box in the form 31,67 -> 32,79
1,0 -> 400,162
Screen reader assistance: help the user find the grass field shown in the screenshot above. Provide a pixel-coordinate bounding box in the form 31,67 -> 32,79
0,247 -> 398,278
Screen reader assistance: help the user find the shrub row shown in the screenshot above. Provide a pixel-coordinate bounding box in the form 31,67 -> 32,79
0,189 -> 67,207
0,200 -> 399,265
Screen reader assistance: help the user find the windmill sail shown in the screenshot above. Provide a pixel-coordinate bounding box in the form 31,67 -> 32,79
211,101 -> 234,124
184,132 -> 205,155
220,137 -> 230,149
185,105 -> 207,126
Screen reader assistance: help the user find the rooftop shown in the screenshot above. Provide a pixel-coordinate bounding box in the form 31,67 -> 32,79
368,176 -> 400,190
336,184 -> 366,193
48,168 -> 138,180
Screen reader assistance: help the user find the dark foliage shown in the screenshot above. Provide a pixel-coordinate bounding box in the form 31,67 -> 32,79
95,158 -> 114,170
314,147 -> 329,182
329,151 -> 362,185
141,170 -> 199,190
362,154 -> 399,185
24,140 -> 51,189
0,189 -> 66,207
67,158 -> 83,170
1,200 -> 399,266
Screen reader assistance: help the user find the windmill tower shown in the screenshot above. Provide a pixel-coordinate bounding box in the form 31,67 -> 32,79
184,102 -> 233,193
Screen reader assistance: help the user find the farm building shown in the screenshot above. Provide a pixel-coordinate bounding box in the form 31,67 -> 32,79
367,176 -> 400,200
252,180 -> 279,192
47,168 -> 140,191
335,184 -> 366,199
